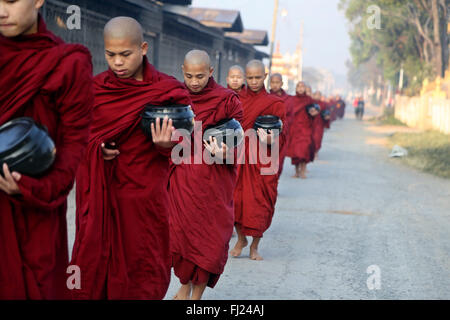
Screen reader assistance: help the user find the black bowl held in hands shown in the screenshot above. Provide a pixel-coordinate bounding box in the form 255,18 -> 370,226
203,118 -> 244,149
306,103 -> 321,114
140,104 -> 195,139
321,109 -> 331,119
0,117 -> 56,177
253,115 -> 283,137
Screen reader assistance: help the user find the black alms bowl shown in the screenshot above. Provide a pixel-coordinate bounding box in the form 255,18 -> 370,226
203,118 -> 244,149
141,104 -> 195,139
253,115 -> 283,136
321,109 -> 331,118
0,117 -> 56,177
306,103 -> 321,113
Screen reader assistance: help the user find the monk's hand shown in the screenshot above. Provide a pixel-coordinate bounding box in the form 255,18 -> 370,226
101,142 -> 120,160
309,109 -> 319,117
151,116 -> 176,149
0,163 -> 22,195
257,128 -> 275,145
203,136 -> 228,160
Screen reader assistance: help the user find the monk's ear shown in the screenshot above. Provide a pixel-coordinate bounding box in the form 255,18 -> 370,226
209,67 -> 214,78
141,42 -> 149,56
263,72 -> 268,80
35,0 -> 45,10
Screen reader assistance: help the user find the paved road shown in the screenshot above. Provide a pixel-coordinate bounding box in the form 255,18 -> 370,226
67,108 -> 450,300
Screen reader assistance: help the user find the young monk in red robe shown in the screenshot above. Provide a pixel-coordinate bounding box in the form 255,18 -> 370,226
70,17 -> 191,300
286,81 -> 316,179
231,60 -> 286,261
169,50 -> 243,300
226,65 -> 246,94
269,73 -> 290,178
311,91 -> 330,160
0,0 -> 93,299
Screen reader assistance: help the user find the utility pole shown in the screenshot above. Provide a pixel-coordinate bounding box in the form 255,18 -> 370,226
296,21 -> 304,82
268,0 -> 279,77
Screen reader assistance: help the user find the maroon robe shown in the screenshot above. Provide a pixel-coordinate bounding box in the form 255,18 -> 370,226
70,58 -> 191,299
286,94 -> 315,164
270,89 -> 290,178
311,100 -> 327,154
0,16 -> 93,299
234,88 -> 286,238
169,78 -> 243,288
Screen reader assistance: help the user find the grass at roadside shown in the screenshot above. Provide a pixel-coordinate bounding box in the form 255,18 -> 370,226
387,130 -> 450,179
369,107 -> 407,126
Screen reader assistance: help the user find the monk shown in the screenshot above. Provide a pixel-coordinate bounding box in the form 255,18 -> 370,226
269,73 -> 290,178
335,94 -> 346,119
285,81 -> 316,179
169,50 -> 243,300
231,60 -> 286,261
0,0 -> 93,299
311,91 -> 330,160
70,17 -> 191,300
226,65 -> 246,94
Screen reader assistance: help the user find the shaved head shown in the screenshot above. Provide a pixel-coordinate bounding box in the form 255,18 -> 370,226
270,73 -> 283,94
228,65 -> 244,75
183,49 -> 211,68
104,16 -> 144,46
103,17 -> 148,80
270,73 -> 283,81
245,60 -> 267,93
227,65 -> 245,92
182,50 -> 213,93
246,60 -> 266,74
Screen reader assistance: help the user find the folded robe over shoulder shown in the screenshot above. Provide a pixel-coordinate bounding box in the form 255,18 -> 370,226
286,93 -> 315,164
0,16 -> 93,299
169,78 -> 243,288
234,88 -> 286,238
70,58 -> 191,300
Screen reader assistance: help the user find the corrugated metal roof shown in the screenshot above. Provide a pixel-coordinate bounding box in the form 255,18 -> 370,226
186,7 -> 243,32
225,29 -> 269,46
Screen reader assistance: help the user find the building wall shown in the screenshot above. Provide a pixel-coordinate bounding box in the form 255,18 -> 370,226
42,0 -> 267,85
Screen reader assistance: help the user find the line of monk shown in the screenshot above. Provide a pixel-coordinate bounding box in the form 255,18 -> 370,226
1,2 -> 345,300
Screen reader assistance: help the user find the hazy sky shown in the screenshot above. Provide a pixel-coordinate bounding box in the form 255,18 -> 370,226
192,0 -> 351,77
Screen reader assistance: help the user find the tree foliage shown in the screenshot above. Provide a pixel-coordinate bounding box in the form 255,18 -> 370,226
339,0 -> 449,95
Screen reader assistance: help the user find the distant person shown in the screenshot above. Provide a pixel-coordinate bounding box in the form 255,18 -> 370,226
355,96 -> 365,120
335,95 -> 346,119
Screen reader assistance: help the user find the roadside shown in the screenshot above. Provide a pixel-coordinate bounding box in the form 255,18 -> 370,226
366,105 -> 450,179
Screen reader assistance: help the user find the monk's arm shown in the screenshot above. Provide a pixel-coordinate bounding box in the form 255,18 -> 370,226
15,52 -> 94,209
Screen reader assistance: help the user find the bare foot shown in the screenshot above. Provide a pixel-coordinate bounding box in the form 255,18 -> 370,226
291,174 -> 300,179
173,284 -> 191,300
230,238 -> 248,257
300,173 -> 307,179
249,247 -> 263,261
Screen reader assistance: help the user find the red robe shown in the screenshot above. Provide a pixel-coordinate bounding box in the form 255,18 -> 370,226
286,94 -> 315,164
311,100 -> 328,154
270,89 -> 290,178
70,58 -> 191,300
234,88 -> 286,238
169,78 -> 243,288
0,16 -> 93,299
329,99 -> 338,122
336,99 -> 346,119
